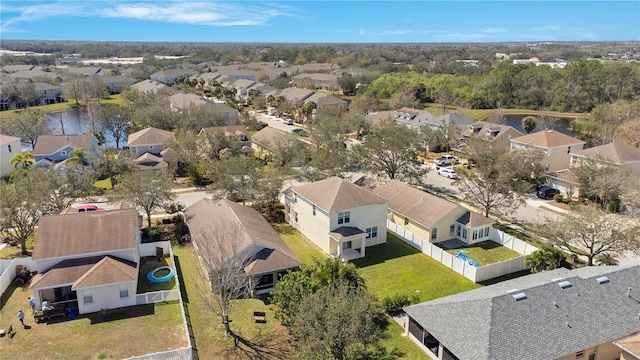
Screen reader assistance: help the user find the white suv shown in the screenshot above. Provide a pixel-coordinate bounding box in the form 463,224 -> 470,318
283,118 -> 294,125
437,168 -> 457,179
434,155 -> 458,166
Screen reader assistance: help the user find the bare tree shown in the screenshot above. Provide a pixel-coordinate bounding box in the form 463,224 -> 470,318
190,222 -> 253,337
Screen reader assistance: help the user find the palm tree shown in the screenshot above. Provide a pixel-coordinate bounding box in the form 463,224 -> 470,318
595,253 -> 619,266
10,151 -> 35,170
66,148 -> 87,171
301,101 -> 317,122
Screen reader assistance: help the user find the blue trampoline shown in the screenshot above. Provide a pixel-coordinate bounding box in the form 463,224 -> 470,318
455,250 -> 480,267
147,266 -> 175,283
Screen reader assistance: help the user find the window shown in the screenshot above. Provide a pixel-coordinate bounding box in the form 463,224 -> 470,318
7,144 -> 11,153
83,289 -> 93,304
149,145 -> 154,149
456,225 -> 461,237
61,150 -> 67,156
576,350 -> 585,358
256,273 -> 274,290
294,212 -> 298,222
342,241 -> 352,250
473,230 -> 478,240
450,224 -> 455,236
366,226 -> 378,239
338,211 -> 350,224
431,228 -> 437,240
312,205 -> 316,216
484,227 -> 490,237
404,217 -> 409,226
462,228 -> 468,239
119,284 -> 129,298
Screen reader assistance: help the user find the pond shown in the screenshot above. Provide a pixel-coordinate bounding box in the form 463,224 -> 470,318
46,109 -> 124,148
503,115 -> 578,137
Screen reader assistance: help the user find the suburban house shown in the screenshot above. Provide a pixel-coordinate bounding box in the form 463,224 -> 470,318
130,79 -> 180,95
149,68 -> 199,84
250,126 -> 297,158
266,88 -> 315,108
32,134 -> 101,170
283,177 -> 388,260
0,82 -> 63,110
29,208 -> 141,315
184,199 -> 301,295
458,121 -> 524,152
189,72 -> 222,88
303,92 -> 348,114
35,83 -> 64,105
127,127 -> 177,172
225,78 -> 257,99
570,141 -> 640,174
168,93 -> 238,123
373,180 -> 494,244
404,265 -> 640,360
199,125 -> 252,154
510,130 -> 585,172
98,75 -> 136,94
0,134 -> 22,178
66,66 -> 102,77
291,73 -> 339,91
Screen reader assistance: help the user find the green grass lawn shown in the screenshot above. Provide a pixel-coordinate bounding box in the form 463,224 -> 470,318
94,177 -> 113,190
445,240 -> 521,266
353,234 -> 482,303
0,285 -> 186,360
274,223 -> 328,264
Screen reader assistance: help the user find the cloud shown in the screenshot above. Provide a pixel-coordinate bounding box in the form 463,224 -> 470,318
359,28 -> 433,37
0,1 -> 297,32
481,27 -> 506,33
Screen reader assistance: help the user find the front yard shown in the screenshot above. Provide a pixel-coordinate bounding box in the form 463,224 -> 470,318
0,283 -> 186,360
444,240 -> 521,266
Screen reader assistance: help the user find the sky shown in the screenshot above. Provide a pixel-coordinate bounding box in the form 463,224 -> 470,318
1,1 -> 639,43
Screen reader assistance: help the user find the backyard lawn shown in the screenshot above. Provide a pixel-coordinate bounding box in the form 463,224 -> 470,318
0,284 -> 186,360
274,223 -> 327,264
353,234 -> 482,303
445,240 -> 521,266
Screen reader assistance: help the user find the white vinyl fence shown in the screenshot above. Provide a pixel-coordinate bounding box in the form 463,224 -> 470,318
387,221 -> 537,283
0,257 -> 34,295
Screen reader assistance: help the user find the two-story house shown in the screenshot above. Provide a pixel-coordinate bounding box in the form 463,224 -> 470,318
303,93 -> 348,115
459,121 -> 524,153
0,134 -> 22,178
168,93 -> 238,123
126,127 -> 177,172
291,73 -> 339,91
199,125 -> 252,154
29,208 -> 141,315
32,134 -> 101,170
98,75 -> 136,94
373,180 -> 494,244
184,199 -> 300,295
404,265 -> 640,360
149,68 -> 199,84
510,130 -> 585,172
283,177 -> 388,260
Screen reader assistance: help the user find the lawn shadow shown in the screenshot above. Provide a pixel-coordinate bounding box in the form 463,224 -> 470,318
352,234 -> 420,268
0,284 -> 20,308
173,255 -> 199,360
230,329 -> 293,360
478,269 -> 531,286
89,303 -> 156,324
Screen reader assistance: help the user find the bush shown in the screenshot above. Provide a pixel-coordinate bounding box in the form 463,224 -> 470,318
608,199 -> 621,213
553,193 -> 564,203
562,196 -> 571,204
382,293 -> 411,314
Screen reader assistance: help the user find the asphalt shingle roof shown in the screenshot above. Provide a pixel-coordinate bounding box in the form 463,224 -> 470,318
511,130 -> 585,148
293,176 -> 387,213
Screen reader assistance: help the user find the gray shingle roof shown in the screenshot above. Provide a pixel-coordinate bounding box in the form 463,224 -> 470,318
571,141 -> 640,165
33,134 -> 95,155
127,127 -> 175,147
293,176 -> 387,213
405,265 -> 640,360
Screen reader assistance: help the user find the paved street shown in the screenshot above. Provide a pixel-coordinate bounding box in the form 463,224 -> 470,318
254,113 -> 304,133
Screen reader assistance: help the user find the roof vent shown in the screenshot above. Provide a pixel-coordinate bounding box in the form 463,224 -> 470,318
512,292 -> 527,301
558,281 -> 573,289
596,276 -> 610,284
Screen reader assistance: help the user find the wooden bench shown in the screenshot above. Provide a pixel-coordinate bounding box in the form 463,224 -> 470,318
253,311 -> 266,323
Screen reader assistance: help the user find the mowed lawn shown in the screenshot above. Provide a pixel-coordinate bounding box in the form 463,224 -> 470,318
0,284 -> 186,360
445,240 -> 521,266
353,234 -> 482,303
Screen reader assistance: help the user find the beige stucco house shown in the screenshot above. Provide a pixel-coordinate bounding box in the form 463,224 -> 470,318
0,134 -> 22,178
404,265 -> 640,360
373,180 -> 493,244
459,121 -> 524,153
570,141 -> 640,174
283,177 -> 387,260
510,130 -> 585,172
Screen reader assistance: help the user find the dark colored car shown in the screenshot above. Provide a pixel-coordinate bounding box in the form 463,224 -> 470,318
536,186 -> 560,200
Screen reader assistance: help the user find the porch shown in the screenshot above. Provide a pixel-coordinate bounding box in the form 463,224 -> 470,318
329,226 -> 366,261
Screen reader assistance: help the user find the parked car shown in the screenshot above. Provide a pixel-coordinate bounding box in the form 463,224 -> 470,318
292,128 -> 309,137
434,155 -> 458,166
536,186 -> 560,200
283,118 -> 294,125
75,204 -> 105,212
437,168 -> 457,179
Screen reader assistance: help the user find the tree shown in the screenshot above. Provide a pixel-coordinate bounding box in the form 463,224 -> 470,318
524,244 -> 566,273
206,155 -> 264,205
434,86 -> 454,113
352,119 -> 426,182
117,170 -> 175,228
522,116 -> 537,134
97,104 -> 129,149
10,151 -> 34,171
3,108 -> 51,148
338,74 -> 358,96
455,172 -> 526,218
537,205 -> 640,266
615,118 -> 640,147
389,86 -> 418,109
190,222 -> 252,337
66,148 -> 88,171
290,281 -> 386,360
300,101 -> 317,122
574,157 -> 630,211
349,93 -> 379,116
595,253 -> 619,266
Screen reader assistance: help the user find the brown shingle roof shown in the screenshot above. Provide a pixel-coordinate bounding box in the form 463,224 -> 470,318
250,127 -> 292,149
33,134 -> 95,155
571,141 -> 640,165
184,199 -> 300,275
127,127 -> 175,147
32,209 -> 139,260
200,125 -> 251,141
510,130 -> 585,148
29,255 -> 136,290
293,176 -> 387,213
456,211 -> 494,227
374,180 -> 459,227
0,134 -> 21,146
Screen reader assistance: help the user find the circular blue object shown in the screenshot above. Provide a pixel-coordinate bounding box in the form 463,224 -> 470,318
147,266 -> 175,283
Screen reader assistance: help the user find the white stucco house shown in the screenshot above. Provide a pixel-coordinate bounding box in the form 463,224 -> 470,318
283,176 -> 388,260
0,134 -> 22,179
29,208 -> 141,315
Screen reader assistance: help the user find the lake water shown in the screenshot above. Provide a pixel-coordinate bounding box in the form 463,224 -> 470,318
46,109 -> 123,148
503,115 -> 577,137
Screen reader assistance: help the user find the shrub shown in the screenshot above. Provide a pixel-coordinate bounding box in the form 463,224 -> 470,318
382,293 -> 411,314
562,196 -> 571,204
608,199 -> 621,213
553,193 -> 564,203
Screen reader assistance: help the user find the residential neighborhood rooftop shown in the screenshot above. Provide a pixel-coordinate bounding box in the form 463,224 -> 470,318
292,176 -> 387,213
127,127 -> 175,147
510,129 -> 585,148
571,141 -> 640,165
33,134 -> 96,154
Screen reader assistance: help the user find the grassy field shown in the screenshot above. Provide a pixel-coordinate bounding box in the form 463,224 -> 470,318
352,234 -> 482,303
445,240 -> 521,266
0,284 -> 186,360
